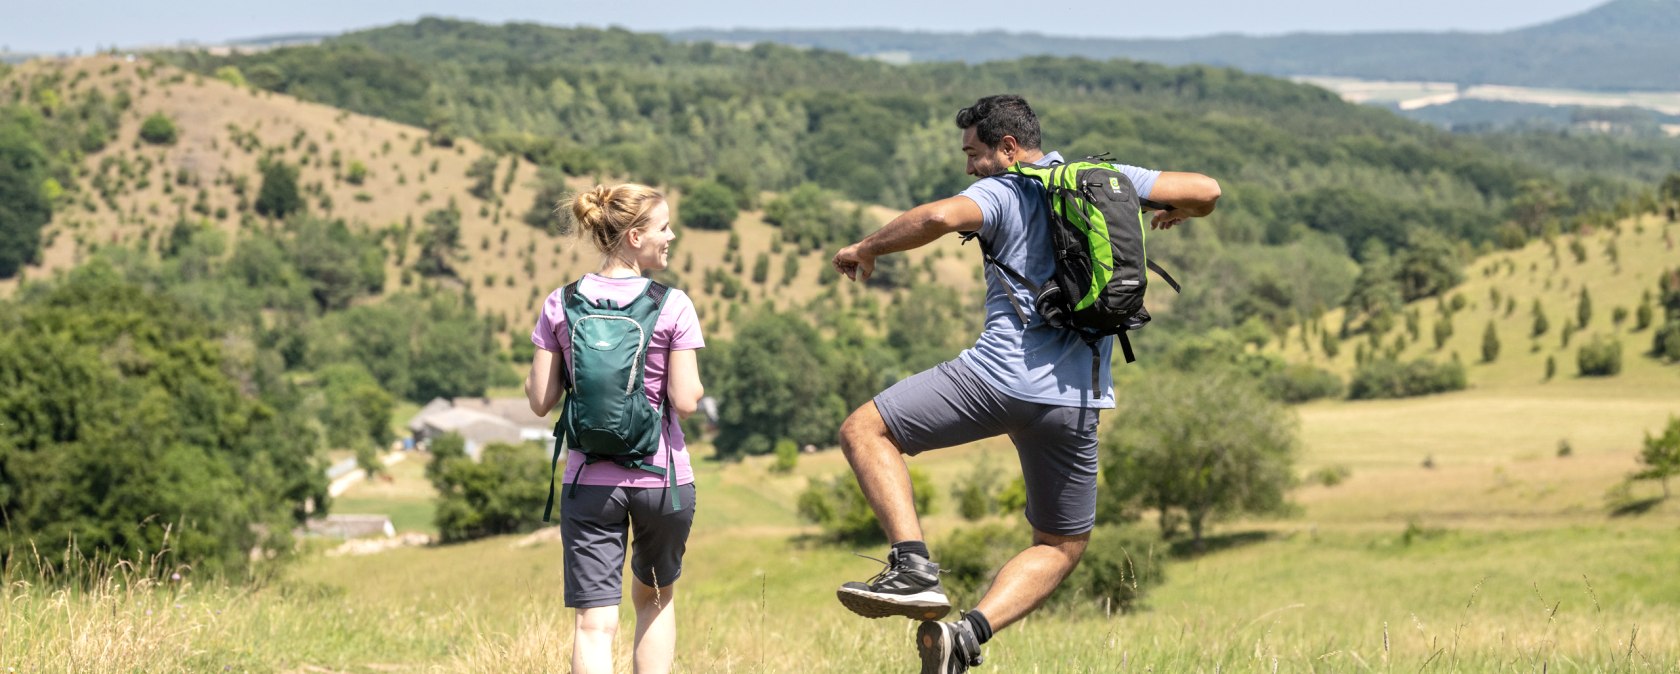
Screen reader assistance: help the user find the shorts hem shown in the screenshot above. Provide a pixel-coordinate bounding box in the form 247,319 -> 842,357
566,594 -> 622,609
1025,517 -> 1096,537
630,568 -> 684,589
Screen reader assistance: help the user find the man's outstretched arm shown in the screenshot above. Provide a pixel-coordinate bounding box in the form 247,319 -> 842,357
1146,171 -> 1221,229
832,196 -> 983,282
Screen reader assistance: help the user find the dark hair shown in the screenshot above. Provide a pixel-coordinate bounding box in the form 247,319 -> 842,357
955,94 -> 1041,150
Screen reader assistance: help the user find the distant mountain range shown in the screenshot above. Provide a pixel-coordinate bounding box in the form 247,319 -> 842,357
670,0 -> 1680,92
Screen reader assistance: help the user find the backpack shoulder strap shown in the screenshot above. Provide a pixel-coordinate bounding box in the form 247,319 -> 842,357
644,279 -> 670,305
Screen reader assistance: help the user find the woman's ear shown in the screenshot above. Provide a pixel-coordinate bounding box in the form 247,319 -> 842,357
625,226 -> 644,249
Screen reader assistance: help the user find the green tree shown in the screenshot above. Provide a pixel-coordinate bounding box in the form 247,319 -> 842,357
712,311 -> 848,458
138,112 -> 178,145
345,160 -> 368,186
1393,228 -> 1463,302
466,155 -> 498,200
751,251 -> 770,284
1633,416 -> 1680,499
416,203 -> 463,277
1481,320 -> 1501,363
314,362 -> 394,455
213,65 -> 248,88
0,263 -> 324,576
1577,286 -> 1593,328
429,440 -> 550,543
255,160 -> 302,219
1101,370 -> 1297,551
286,217 -> 386,310
1576,336 -> 1622,377
1341,242 -> 1401,334
522,168 -> 572,234
0,112 -> 51,279
1531,299 -> 1550,338
680,180 -> 739,230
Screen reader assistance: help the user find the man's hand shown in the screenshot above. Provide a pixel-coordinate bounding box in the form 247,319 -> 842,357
1150,209 -> 1190,230
832,243 -> 875,282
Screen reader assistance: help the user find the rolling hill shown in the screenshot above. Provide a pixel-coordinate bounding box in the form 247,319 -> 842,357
0,57 -> 970,346
670,0 -> 1680,92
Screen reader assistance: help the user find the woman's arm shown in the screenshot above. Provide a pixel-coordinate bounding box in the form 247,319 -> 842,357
666,348 -> 704,419
525,348 -> 564,417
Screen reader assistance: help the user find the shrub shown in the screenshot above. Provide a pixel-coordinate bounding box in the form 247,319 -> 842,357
1309,464 -> 1353,487
138,113 -> 177,145
1348,358 -> 1468,399
1654,322 -> 1680,363
771,439 -> 799,474
429,439 -> 551,543
254,161 -> 301,219
1576,336 -> 1623,377
797,468 -> 935,543
345,160 -> 368,186
952,452 -> 1002,521
1260,363 -> 1343,403
680,180 -> 739,230
938,523 -> 1165,613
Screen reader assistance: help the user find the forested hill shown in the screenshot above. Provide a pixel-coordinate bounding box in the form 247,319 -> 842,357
152,17 -> 1680,334
670,0 -> 1680,92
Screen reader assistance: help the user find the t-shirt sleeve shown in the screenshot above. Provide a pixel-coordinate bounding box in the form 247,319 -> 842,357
665,290 -> 705,351
530,289 -> 566,352
959,178 -> 1010,240
1111,163 -> 1162,200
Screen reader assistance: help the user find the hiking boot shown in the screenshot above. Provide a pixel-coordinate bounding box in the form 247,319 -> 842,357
917,618 -> 984,673
835,549 -> 951,620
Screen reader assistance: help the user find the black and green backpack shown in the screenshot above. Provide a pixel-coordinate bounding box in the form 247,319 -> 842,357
962,156 -> 1182,388
542,279 -> 677,521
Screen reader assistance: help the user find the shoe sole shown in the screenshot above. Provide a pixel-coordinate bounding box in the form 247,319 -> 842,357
836,586 -> 951,620
917,621 -> 962,674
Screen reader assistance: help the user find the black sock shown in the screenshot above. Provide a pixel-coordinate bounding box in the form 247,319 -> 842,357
963,609 -> 994,644
891,540 -> 930,561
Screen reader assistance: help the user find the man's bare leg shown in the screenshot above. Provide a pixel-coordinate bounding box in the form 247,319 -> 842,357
835,401 -> 949,620
973,528 -> 1089,630
838,401 -> 922,543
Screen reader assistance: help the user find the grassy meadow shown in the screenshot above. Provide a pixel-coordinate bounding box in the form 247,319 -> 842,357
6,357 -> 1679,672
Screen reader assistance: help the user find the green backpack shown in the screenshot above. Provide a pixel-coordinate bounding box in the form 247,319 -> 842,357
963,156 -> 1181,388
542,279 -> 676,521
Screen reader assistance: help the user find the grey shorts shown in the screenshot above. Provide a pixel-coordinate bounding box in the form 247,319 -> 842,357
560,483 -> 697,608
874,359 -> 1101,536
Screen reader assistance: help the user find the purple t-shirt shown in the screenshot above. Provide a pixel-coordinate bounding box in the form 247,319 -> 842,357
530,274 -> 705,487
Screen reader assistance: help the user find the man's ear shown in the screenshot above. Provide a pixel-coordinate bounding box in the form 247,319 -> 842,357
997,135 -> 1021,155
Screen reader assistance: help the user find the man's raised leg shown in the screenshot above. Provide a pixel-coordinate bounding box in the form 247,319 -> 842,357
838,401 -> 922,543
835,401 -> 951,620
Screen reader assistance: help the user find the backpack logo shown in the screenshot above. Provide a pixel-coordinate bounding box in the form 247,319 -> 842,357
1108,176 -> 1121,193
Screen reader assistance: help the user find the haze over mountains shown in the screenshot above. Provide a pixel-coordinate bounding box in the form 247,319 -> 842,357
671,0 -> 1680,92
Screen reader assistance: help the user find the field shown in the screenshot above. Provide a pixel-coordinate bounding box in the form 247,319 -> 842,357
6,352 -> 1678,672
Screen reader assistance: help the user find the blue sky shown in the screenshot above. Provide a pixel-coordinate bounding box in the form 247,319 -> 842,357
4,0 -> 1610,54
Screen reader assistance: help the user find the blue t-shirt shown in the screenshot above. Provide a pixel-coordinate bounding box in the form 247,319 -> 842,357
955,151 -> 1161,409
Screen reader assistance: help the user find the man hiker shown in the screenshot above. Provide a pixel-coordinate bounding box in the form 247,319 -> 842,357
829,94 -> 1221,673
